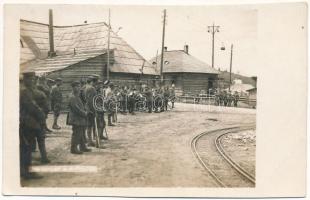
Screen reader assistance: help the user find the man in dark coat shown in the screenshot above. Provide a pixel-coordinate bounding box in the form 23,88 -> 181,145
20,72 -> 45,179
170,86 -> 176,109
33,80 -> 50,164
163,86 -> 170,111
37,75 -> 52,133
95,80 -> 107,140
50,78 -> 63,129
144,86 -> 153,113
67,81 -> 91,154
84,76 -> 97,146
233,91 -> 240,107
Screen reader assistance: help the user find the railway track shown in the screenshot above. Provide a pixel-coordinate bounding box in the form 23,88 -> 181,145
191,125 -> 256,187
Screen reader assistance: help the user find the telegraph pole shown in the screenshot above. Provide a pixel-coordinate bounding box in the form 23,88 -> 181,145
160,9 -> 167,85
229,44 -> 233,92
107,9 -> 111,80
207,23 -> 220,68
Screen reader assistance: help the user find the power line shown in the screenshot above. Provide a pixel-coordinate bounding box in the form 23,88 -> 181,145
207,23 -> 220,68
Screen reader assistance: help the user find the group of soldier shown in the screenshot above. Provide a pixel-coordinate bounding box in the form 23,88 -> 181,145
214,90 -> 240,107
19,71 -> 176,179
20,71 -> 63,179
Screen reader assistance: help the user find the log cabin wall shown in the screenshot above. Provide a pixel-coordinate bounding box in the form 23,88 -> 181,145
46,54 -> 156,109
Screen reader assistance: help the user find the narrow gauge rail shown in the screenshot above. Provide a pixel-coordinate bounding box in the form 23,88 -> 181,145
191,125 -> 255,187
215,131 -> 255,184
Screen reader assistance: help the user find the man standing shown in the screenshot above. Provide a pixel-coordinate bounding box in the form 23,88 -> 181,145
84,75 -> 97,146
233,91 -> 240,107
33,78 -> 50,164
144,86 -> 153,113
104,81 -> 116,126
170,86 -> 176,109
20,72 -> 45,179
95,80 -> 107,140
37,75 -> 52,133
163,86 -> 170,111
51,78 -> 63,130
67,81 -> 91,154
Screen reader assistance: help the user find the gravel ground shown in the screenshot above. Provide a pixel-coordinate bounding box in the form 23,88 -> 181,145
21,103 -> 256,187
220,129 -> 256,177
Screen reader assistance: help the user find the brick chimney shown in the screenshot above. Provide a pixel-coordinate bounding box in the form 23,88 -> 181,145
48,9 -> 56,57
184,45 -> 189,54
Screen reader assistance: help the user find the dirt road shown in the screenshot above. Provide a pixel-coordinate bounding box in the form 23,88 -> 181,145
22,103 -> 256,187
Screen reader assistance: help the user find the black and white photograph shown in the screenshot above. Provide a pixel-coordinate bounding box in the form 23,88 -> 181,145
1,1 -> 307,197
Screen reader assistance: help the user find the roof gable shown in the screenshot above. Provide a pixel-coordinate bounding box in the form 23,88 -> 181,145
149,50 -> 219,74
20,20 -> 156,75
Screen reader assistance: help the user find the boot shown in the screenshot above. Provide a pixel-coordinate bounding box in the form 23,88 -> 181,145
52,117 -> 61,129
87,130 -> 95,146
80,144 -> 91,152
108,115 -> 115,126
71,148 -> 83,154
52,124 -> 61,130
70,137 -> 83,154
38,138 -> 49,164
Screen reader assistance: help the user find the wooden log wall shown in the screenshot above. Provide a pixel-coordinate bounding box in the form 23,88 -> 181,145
47,54 -> 156,110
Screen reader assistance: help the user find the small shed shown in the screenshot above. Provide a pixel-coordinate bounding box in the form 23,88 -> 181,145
149,46 -> 220,96
247,87 -> 257,108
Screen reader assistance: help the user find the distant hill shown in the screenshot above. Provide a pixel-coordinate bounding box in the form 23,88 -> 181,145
218,71 -> 257,87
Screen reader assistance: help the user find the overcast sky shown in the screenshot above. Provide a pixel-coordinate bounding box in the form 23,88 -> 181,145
19,4 -> 258,76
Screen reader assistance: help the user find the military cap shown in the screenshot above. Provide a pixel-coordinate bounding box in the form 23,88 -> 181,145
104,80 -> 110,85
38,75 -> 47,81
87,76 -> 94,81
46,78 -> 55,83
22,71 -> 36,79
71,81 -> 80,87
91,74 -> 100,80
56,78 -> 62,82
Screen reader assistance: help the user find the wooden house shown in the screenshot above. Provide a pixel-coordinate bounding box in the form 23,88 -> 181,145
149,46 -> 220,96
20,15 -> 157,107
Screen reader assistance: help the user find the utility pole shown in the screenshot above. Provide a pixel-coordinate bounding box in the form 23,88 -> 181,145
160,9 -> 167,85
229,44 -> 233,92
207,23 -> 220,68
107,8 -> 111,80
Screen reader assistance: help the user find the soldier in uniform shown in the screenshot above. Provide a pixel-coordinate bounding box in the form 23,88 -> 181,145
144,86 -> 153,113
119,86 -> 127,114
67,81 -> 91,154
95,80 -> 107,140
80,79 -> 87,105
233,91 -> 240,107
170,86 -> 176,109
32,77 -> 50,164
163,86 -> 170,111
227,91 -> 233,107
159,87 -> 165,112
37,75 -> 52,133
223,90 -> 228,107
50,78 -> 63,129
127,87 -> 135,114
20,72 -> 45,179
84,75 -> 98,146
104,81 -> 117,126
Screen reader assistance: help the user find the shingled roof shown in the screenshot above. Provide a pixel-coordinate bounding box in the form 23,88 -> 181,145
20,19 -> 156,75
149,50 -> 220,74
